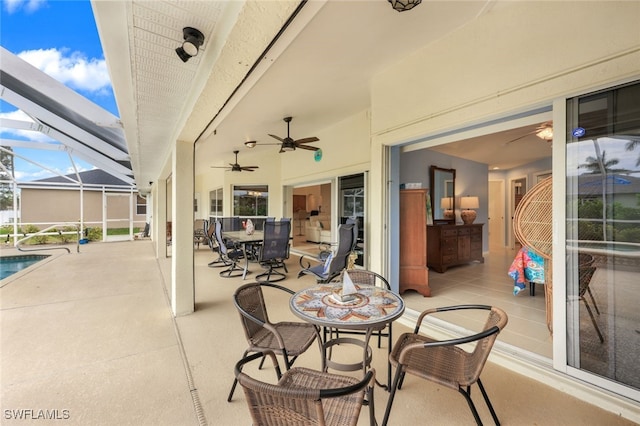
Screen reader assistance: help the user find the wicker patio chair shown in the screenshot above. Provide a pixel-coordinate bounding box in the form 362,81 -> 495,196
235,350 -> 376,426
227,282 -> 323,402
578,253 -> 604,343
513,176 -> 553,332
382,305 -> 508,426
194,218 -> 207,249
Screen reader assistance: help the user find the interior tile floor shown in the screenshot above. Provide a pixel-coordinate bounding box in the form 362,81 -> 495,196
1,240 -> 637,425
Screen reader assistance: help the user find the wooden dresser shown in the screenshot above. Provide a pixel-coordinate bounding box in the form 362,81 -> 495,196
399,189 -> 430,296
427,224 -> 484,273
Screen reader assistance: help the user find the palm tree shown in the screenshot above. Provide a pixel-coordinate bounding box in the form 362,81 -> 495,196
578,150 -> 628,174
625,139 -> 640,166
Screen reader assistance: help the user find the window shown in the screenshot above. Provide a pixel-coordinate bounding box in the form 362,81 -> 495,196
342,188 -> 364,218
233,185 -> 268,216
209,188 -> 223,217
566,80 -> 640,395
136,195 -> 146,215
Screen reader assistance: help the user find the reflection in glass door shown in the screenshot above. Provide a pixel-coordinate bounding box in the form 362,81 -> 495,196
566,81 -> 640,398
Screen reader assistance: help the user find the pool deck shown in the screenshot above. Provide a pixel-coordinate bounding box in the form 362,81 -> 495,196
1,241 -> 638,425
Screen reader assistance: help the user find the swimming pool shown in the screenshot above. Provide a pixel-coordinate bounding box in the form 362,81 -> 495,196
0,255 -> 50,280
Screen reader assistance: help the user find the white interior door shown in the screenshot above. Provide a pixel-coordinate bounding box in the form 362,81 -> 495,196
488,180 -> 505,250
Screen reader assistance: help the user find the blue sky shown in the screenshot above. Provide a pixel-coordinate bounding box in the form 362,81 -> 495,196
1,0 -> 117,181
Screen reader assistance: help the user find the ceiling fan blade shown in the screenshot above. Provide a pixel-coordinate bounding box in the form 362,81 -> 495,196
504,131 -> 535,145
268,134 -> 284,142
240,167 -> 257,172
296,144 -> 319,151
295,137 -> 319,144
211,165 -> 229,169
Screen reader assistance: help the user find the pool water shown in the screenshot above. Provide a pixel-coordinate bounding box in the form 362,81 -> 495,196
0,255 -> 50,280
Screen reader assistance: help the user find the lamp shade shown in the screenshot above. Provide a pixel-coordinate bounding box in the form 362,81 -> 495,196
440,197 -> 452,209
460,196 -> 479,210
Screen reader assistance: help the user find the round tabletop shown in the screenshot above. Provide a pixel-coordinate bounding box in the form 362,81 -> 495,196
290,283 -> 405,330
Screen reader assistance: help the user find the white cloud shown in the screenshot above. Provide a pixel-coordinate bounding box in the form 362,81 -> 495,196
18,48 -> 111,94
3,0 -> 46,14
0,110 -> 57,142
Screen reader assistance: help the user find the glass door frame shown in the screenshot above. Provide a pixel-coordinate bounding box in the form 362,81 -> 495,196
552,86 -> 640,402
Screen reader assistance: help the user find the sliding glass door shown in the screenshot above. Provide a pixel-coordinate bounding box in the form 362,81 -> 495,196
565,81 -> 640,398
339,173 -> 366,267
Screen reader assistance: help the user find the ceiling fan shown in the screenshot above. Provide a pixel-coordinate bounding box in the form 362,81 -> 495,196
210,150 -> 258,172
505,121 -> 554,145
244,116 -> 320,153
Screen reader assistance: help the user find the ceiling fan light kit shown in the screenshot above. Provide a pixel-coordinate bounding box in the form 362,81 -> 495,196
242,117 -> 320,153
211,150 -> 258,172
268,116 -> 320,153
536,125 -> 554,141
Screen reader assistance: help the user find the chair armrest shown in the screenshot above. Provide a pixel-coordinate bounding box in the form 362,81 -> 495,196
319,368 -> 375,398
299,254 -> 316,269
397,326 -> 501,365
235,350 -> 282,380
414,304 -> 493,334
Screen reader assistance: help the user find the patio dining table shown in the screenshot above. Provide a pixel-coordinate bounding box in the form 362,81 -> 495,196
223,230 -> 264,279
289,282 -> 404,388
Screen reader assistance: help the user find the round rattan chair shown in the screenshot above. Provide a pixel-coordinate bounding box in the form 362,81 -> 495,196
513,176 -> 553,332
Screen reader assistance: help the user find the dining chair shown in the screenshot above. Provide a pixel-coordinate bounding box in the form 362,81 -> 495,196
297,221 -> 355,283
256,220 -> 291,283
205,220 -> 228,268
214,219 -> 244,278
227,282 -> 323,402
382,305 -> 508,426
578,255 -> 603,343
193,218 -> 208,249
235,350 -> 376,426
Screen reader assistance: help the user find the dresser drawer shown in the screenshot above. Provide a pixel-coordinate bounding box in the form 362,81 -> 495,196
457,227 -> 470,236
442,228 -> 458,237
442,254 -> 457,264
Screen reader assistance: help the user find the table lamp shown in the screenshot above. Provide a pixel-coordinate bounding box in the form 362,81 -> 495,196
460,196 -> 479,224
441,197 -> 454,220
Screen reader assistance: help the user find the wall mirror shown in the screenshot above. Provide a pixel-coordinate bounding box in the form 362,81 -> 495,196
430,165 -> 456,224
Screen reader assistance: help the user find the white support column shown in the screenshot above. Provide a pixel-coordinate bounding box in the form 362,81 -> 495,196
171,140 -> 194,316
155,179 -> 167,259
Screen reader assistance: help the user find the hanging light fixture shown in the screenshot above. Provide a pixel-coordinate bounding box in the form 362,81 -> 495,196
388,0 -> 422,12
175,27 -> 205,63
535,124 -> 554,142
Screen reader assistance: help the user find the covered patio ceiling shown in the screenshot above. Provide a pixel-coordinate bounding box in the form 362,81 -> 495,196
94,0 -> 552,192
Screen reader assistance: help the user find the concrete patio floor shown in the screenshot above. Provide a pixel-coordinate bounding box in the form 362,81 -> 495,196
1,240 -> 637,425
